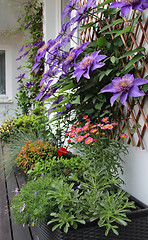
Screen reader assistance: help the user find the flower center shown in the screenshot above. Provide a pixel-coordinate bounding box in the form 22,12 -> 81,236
114,76 -> 134,92
64,51 -> 75,64
79,56 -> 94,69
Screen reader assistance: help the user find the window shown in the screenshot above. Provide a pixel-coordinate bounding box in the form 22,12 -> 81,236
0,50 -> 5,94
0,46 -> 12,102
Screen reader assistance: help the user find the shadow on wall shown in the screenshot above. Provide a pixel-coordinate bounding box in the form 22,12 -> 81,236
121,145 -> 148,205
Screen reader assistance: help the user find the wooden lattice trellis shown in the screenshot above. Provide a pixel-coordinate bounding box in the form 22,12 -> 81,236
79,0 -> 148,149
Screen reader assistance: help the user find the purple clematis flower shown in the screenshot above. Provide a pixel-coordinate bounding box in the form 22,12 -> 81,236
25,81 -> 34,89
101,74 -> 148,106
70,0 -> 97,24
110,0 -> 148,17
61,0 -> 79,20
73,51 -> 106,82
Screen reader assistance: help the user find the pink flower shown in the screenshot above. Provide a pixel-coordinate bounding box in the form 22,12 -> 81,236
85,137 -> 93,144
90,128 -> 98,133
82,125 -> 89,131
120,134 -> 128,139
66,132 -> 70,136
84,133 -> 90,138
101,125 -> 106,130
76,136 -> 84,142
101,117 -> 109,123
98,123 -> 104,127
70,133 -> 75,138
71,129 -> 76,133
105,124 -> 113,130
76,127 -> 81,133
83,115 -> 88,119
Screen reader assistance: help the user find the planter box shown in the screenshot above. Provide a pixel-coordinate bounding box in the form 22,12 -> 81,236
35,195 -> 148,240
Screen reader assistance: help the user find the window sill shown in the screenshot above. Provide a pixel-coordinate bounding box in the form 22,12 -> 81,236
0,95 -> 13,104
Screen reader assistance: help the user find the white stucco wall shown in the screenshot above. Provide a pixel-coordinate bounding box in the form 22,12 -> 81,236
42,0 -> 61,42
0,32 -> 24,124
0,0 -> 26,124
121,145 -> 148,205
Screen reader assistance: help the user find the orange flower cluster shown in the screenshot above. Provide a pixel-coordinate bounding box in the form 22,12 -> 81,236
15,139 -> 56,173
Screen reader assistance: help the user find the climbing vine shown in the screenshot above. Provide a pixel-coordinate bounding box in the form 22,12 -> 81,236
15,0 -> 44,115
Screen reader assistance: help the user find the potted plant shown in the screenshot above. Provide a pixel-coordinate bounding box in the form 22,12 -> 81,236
11,116 -> 148,238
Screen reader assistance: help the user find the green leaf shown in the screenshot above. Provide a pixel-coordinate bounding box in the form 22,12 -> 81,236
61,83 -> 74,91
110,56 -> 116,64
125,53 -> 144,70
98,0 -> 113,7
114,26 -> 134,38
112,228 -> 119,235
134,124 -> 141,128
80,22 -> 95,30
113,18 -> 123,25
83,94 -> 93,102
142,83 -> 148,92
95,103 -> 103,110
50,106 -> 65,113
104,69 -> 113,75
98,23 -> 114,34
116,218 -> 127,226
96,37 -> 107,46
76,220 -> 85,224
71,95 -> 80,104
122,126 -> 129,132
103,29 -> 120,35
86,109 -> 95,114
119,47 -> 145,59
130,128 -> 136,134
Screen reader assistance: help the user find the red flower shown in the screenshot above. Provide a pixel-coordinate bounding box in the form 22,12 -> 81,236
57,147 -> 68,157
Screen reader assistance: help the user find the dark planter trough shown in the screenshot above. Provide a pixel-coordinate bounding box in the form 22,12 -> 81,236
35,195 -> 148,240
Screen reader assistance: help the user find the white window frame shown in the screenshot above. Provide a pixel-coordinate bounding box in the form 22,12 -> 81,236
0,45 -> 13,103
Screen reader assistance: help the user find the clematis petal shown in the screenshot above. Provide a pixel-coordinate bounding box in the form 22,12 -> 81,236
120,91 -> 128,106
110,92 -> 122,106
128,85 -> 145,97
72,69 -> 84,82
101,84 -> 117,93
91,62 -> 105,71
109,2 -> 124,8
83,70 -> 90,79
121,6 -> 131,17
134,78 -> 148,86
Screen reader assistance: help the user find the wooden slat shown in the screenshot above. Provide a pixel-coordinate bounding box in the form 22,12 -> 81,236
0,144 -> 12,240
7,171 -> 33,240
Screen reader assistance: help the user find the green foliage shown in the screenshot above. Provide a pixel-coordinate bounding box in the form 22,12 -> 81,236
27,156 -> 84,180
11,160 -> 135,235
0,112 -> 51,143
16,0 -> 43,115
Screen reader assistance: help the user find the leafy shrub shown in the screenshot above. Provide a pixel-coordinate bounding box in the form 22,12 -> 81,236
12,160 -> 135,235
0,113 -> 51,144
15,139 -> 56,173
27,156 -> 84,180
